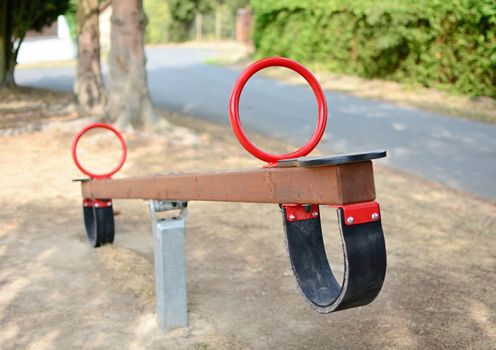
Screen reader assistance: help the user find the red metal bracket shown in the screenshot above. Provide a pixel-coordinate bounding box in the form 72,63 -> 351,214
83,198 -> 112,208
338,201 -> 380,226
282,204 -> 320,222
283,201 -> 381,225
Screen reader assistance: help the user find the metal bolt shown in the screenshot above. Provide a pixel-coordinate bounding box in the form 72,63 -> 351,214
346,216 -> 354,225
312,211 -> 319,217
94,203 -> 100,208
289,214 -> 296,221
371,213 -> 379,220
107,202 -> 112,206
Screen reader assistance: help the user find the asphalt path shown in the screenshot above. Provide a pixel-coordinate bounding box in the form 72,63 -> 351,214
15,47 -> 496,202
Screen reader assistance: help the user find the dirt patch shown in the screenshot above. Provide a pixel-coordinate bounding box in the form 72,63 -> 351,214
0,87 -> 79,134
0,106 -> 495,349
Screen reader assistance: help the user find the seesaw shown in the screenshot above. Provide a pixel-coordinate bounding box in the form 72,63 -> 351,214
72,57 -> 387,332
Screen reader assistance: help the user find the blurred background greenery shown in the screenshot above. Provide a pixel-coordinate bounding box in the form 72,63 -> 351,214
66,0 -> 249,43
251,0 -> 496,98
64,0 -> 495,98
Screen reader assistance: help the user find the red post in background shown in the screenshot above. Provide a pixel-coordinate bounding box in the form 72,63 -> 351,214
236,8 -> 252,48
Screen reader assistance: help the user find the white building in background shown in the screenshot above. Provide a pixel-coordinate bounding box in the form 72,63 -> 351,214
17,15 -> 76,64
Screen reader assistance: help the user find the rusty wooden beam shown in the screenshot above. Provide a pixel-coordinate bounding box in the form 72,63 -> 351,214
81,161 -> 376,205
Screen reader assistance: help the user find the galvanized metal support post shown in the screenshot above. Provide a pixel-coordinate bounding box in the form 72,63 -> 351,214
148,200 -> 188,333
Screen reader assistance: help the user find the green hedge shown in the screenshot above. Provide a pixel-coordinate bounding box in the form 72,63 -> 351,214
251,0 -> 496,98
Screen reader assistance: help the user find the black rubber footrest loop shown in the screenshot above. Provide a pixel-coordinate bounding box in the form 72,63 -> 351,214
282,206 -> 386,313
83,205 -> 115,248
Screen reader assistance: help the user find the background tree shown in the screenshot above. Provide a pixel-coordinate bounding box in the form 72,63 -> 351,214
0,0 -> 70,87
144,0 -> 171,44
106,0 -> 159,129
168,0 -> 197,42
167,0 -> 248,42
73,0 -> 104,114
214,0 -> 249,40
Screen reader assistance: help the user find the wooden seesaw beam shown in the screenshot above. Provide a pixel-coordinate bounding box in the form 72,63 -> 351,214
81,160 -> 376,205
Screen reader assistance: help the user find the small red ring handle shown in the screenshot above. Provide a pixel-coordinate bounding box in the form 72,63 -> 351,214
229,57 -> 328,164
72,123 -> 127,179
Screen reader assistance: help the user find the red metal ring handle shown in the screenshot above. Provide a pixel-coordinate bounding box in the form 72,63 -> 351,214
229,57 -> 328,164
72,123 -> 127,179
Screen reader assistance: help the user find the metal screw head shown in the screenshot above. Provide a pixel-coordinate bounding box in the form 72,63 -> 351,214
289,214 -> 296,221
346,216 -> 354,224
371,213 -> 379,220
312,211 -> 319,217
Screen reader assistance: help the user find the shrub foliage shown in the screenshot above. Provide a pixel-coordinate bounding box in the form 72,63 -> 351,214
251,0 -> 496,97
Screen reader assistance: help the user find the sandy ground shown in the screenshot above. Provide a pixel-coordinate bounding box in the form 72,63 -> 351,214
0,109 -> 495,349
0,87 -> 78,133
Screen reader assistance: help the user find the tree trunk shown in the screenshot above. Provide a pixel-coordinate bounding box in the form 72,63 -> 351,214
195,13 -> 202,41
0,0 -> 15,87
106,0 -> 160,129
0,0 -> 7,85
74,0 -> 104,115
215,6 -> 222,40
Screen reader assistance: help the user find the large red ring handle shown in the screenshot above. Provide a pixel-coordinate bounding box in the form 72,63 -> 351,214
72,123 -> 127,179
229,57 -> 328,164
